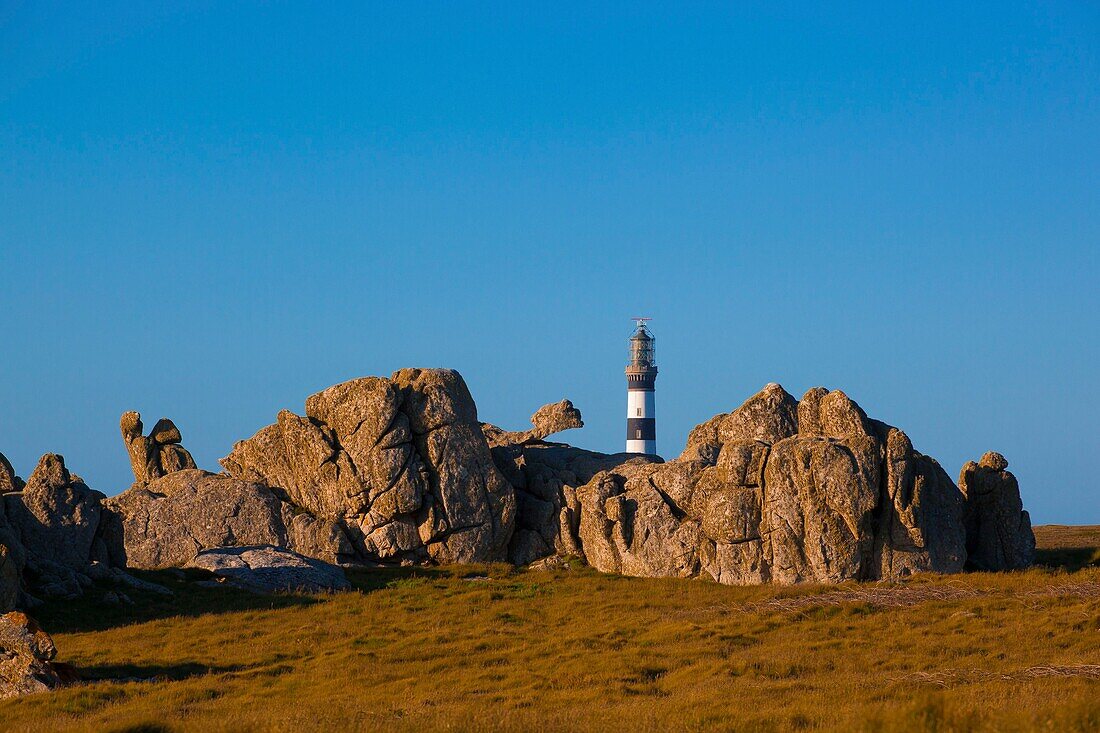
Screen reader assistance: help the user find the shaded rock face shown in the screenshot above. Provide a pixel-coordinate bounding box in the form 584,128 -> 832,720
0,612 -> 64,699
490,384 -> 991,584
121,413 -> 197,484
7,455 -> 104,571
959,453 -> 1034,571
2,454 -> 110,599
222,369 -> 515,565
0,453 -> 179,604
493,442 -> 659,566
482,400 -> 663,566
0,542 -> 18,613
186,545 -> 351,594
102,470 -> 353,569
0,496 -> 24,612
873,428 -> 966,578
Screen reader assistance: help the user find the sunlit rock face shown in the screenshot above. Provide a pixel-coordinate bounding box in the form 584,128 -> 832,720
221,368 -> 515,565
488,382 -> 1022,585
0,612 -> 66,700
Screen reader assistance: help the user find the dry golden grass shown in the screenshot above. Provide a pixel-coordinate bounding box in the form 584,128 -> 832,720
1,526 -> 1097,732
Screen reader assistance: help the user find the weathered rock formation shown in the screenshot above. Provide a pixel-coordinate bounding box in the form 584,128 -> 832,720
498,443 -> 657,566
186,545 -> 351,594
481,401 -> 660,566
120,412 -> 197,484
1,371 -> 1036,601
1,455 -> 111,599
959,452 -> 1035,570
0,453 -> 170,603
486,383 -> 1020,584
0,612 -> 66,699
483,399 -> 584,447
102,469 -> 353,569
221,369 -> 515,565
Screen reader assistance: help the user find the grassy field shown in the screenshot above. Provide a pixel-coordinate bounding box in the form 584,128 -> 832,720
1,527 -> 1098,732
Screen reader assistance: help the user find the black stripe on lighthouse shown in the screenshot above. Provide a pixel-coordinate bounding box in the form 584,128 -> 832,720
627,373 -> 656,390
626,418 -> 656,441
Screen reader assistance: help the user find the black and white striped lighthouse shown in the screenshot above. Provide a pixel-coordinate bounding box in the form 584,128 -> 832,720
625,318 -> 657,455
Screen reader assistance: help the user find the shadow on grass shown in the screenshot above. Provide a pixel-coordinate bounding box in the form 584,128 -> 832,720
32,564 -> 477,634
31,568 -> 323,634
343,564 -> 483,593
1036,547 -> 1100,572
77,661 -> 246,682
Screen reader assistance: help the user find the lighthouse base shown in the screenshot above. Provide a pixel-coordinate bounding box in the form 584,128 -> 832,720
626,439 -> 656,455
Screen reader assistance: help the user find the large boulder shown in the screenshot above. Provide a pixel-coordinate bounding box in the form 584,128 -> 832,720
120,412 -> 197,484
959,452 -> 1035,570
2,454 -> 108,599
0,612 -> 65,699
6,455 -> 103,571
222,369 -> 515,565
101,469 -> 354,569
530,400 -> 584,440
186,545 -> 352,594
797,388 -> 873,439
575,466 -> 702,579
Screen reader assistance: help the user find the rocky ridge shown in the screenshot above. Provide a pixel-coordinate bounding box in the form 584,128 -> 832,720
0,369 -> 1036,698
491,382 -> 1033,584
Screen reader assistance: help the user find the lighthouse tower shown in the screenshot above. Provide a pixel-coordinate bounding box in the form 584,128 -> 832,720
625,318 -> 657,455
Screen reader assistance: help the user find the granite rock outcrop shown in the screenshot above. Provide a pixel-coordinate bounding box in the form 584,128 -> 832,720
221,369 -> 515,565
1,371 -> 1034,607
1,454 -> 110,599
487,383 -> 1012,584
102,469 -> 354,569
120,413 -> 197,484
959,452 -> 1035,570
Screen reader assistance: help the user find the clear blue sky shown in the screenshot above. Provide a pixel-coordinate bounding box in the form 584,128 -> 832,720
1,2 -> 1097,523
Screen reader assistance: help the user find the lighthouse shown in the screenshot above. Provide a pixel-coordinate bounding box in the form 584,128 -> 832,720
625,318 -> 657,455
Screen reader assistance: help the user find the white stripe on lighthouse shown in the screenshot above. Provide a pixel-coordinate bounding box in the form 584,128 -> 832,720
626,390 -> 655,418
